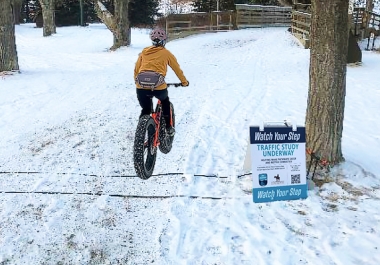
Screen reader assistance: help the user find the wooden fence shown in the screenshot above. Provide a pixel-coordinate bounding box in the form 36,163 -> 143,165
291,10 -> 311,48
360,10 -> 380,38
155,11 -> 236,40
367,11 -> 380,29
291,7 -> 380,49
235,4 -> 292,28
155,5 -> 293,40
155,4 -> 380,47
351,8 -> 380,32
352,7 -> 366,35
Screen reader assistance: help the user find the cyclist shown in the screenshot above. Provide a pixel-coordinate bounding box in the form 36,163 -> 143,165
134,28 -> 189,136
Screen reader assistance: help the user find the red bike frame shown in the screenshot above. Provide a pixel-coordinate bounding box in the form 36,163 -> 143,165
151,100 -> 162,148
149,82 -> 180,148
151,100 -> 174,148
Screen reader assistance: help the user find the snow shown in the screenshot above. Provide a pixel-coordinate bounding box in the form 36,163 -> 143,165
159,0 -> 194,15
97,1 -> 108,12
1,23 -> 380,264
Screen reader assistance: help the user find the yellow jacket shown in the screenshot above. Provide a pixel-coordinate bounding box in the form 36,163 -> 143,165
134,46 -> 188,90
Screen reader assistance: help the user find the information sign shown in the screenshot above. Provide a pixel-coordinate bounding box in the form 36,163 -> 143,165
250,124 -> 308,203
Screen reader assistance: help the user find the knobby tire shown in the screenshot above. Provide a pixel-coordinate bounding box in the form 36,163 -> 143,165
133,115 -> 157,179
158,102 -> 175,154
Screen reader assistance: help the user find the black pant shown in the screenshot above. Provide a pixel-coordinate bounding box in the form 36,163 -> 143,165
136,88 -> 171,126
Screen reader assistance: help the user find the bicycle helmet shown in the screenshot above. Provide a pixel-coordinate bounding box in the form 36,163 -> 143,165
150,28 -> 167,46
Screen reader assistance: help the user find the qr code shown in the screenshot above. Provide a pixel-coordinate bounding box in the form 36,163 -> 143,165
291,174 -> 301,184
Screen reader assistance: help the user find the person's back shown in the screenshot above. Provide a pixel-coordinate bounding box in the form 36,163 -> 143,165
134,28 -> 189,136
135,45 -> 187,91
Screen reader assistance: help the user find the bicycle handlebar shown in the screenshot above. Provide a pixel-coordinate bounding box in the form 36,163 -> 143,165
166,83 -> 183,87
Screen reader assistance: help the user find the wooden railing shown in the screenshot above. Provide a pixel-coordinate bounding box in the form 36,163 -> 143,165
155,11 -> 236,40
291,10 -> 311,48
366,11 -> 380,29
291,7 -> 380,48
155,4 -> 379,46
235,4 -> 292,28
156,5 -> 293,39
353,7 -> 366,35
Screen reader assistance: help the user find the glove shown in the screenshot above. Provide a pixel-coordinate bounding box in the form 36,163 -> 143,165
181,80 -> 189,87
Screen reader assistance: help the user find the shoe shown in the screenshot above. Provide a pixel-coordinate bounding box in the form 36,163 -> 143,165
166,126 -> 175,137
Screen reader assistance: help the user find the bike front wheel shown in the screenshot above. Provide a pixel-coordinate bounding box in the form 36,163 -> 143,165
133,115 -> 157,179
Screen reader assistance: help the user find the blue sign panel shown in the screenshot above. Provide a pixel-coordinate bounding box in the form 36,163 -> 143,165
250,125 -> 307,203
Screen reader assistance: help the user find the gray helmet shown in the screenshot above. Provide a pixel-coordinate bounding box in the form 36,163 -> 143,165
150,28 -> 167,46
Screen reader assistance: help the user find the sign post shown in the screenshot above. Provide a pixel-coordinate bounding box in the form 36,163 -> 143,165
250,123 -> 308,203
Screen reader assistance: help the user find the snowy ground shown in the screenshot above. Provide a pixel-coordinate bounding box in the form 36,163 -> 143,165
0,24 -> 380,264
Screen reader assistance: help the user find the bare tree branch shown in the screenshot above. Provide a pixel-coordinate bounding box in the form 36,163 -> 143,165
94,1 -> 117,36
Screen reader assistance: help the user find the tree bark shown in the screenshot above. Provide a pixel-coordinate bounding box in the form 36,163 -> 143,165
94,0 -> 131,50
364,0 -> 374,29
305,0 -> 349,166
95,1 -> 117,35
366,0 -> 374,12
112,0 -> 131,49
79,0 -> 84,26
40,0 -> 56,37
0,1 -> 20,72
12,0 -> 23,24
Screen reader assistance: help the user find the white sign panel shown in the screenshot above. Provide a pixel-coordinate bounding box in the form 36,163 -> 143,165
250,125 -> 308,203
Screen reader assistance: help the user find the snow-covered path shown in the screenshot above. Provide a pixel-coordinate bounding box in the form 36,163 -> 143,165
161,30 -> 310,264
1,24 -> 380,265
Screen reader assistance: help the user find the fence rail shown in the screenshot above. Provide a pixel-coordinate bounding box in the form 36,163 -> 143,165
155,5 -> 292,38
155,4 -> 380,47
236,4 -> 292,28
156,11 -> 236,40
291,10 -> 311,48
290,7 -> 380,48
353,7 -> 365,35
367,11 -> 380,29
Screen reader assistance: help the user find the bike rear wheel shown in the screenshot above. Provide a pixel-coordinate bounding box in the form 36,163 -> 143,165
158,102 -> 175,154
133,115 -> 157,179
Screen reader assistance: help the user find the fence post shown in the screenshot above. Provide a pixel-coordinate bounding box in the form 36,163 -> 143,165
210,12 -> 213,30
217,12 -> 219,30
229,13 -> 232,30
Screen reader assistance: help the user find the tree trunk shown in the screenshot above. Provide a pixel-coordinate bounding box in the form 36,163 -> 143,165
113,0 -> 131,49
305,0 -> 349,166
94,0 -> 131,50
40,0 -> 56,37
79,0 -> 84,26
364,0 -> 374,29
0,1 -> 20,72
366,0 -> 374,12
95,1 -> 117,35
12,0 -> 23,24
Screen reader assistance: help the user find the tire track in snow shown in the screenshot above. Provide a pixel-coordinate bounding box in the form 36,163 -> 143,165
161,29 -> 287,264
184,31 -> 274,181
